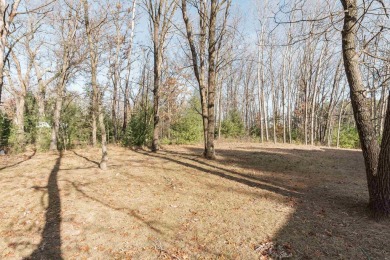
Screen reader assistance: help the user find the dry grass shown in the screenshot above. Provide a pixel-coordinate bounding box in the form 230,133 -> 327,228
0,142 -> 389,259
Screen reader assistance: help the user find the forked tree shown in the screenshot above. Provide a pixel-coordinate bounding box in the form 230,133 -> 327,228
181,0 -> 231,159
83,0 -> 108,170
0,0 -> 21,105
143,0 -> 177,152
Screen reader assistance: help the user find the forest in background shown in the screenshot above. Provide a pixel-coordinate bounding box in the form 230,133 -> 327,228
0,0 -> 388,156
0,0 -> 390,249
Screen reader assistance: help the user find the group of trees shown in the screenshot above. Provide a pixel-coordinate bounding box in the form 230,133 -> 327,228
0,0 -> 389,215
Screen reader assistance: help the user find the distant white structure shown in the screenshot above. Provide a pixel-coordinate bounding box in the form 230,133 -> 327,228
37,122 -> 51,128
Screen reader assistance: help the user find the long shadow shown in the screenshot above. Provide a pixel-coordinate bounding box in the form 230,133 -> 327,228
72,150 -> 99,166
162,149 -> 303,192
134,146 -> 390,258
134,149 -> 298,198
0,150 -> 36,171
68,180 -> 164,234
25,152 -> 63,260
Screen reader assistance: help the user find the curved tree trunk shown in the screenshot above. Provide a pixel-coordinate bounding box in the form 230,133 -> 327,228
340,0 -> 390,217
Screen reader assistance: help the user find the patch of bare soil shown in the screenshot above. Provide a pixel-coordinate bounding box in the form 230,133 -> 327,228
0,142 -> 389,259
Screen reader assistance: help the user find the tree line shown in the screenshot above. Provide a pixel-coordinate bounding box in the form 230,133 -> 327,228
0,0 -> 389,216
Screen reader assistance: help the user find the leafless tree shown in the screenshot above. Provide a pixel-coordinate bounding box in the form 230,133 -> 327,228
143,0 -> 177,152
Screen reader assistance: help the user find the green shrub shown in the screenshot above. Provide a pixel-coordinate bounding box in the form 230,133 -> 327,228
57,99 -> 91,150
8,127 -> 27,153
170,107 -> 203,144
24,92 -> 39,144
36,127 -> 51,151
0,112 -> 11,149
221,110 -> 245,138
249,125 -> 260,137
123,107 -> 153,146
335,126 -> 360,149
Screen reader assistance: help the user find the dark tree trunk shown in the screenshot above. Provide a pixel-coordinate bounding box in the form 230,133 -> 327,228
341,0 -> 390,217
151,23 -> 162,152
181,0 -> 208,154
205,0 -> 217,159
370,95 -> 390,216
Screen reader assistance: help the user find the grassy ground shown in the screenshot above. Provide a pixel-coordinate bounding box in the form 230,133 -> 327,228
0,142 -> 389,259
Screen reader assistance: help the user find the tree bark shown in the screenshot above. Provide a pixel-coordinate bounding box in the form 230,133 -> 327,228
50,80 -> 65,151
0,0 -> 21,104
152,39 -> 161,152
122,0 -> 137,134
181,0 -> 208,153
83,0 -> 108,170
340,0 -> 390,217
373,95 -> 390,216
205,0 -> 217,159
98,92 -> 108,170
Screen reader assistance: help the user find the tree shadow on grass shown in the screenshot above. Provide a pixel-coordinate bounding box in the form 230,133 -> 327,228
25,152 -> 63,260
68,180 -> 164,234
0,149 -> 36,171
134,145 -> 390,258
134,149 -> 299,199
72,150 -> 99,166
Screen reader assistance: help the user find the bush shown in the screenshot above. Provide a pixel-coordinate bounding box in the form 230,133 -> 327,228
57,99 -> 91,150
123,107 -> 153,146
8,127 -> 27,153
8,93 -> 37,153
335,126 -> 360,149
249,125 -> 260,137
0,112 -> 11,150
221,110 -> 245,138
36,127 -> 51,151
170,107 -> 203,144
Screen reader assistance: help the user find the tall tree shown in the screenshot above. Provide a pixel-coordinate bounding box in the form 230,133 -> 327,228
181,0 -> 231,159
0,0 -> 21,105
340,0 -> 390,217
83,0 -> 108,170
144,0 -> 177,152
49,3 -> 81,151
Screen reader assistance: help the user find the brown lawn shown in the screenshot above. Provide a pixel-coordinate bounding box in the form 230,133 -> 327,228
0,142 -> 389,259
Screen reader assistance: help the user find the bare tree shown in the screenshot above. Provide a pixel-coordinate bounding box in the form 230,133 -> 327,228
83,0 -> 108,169
0,0 -> 21,105
181,0 -> 231,159
143,0 -> 177,152
49,2 -> 81,151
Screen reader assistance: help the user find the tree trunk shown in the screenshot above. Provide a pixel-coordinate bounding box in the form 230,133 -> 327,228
91,107 -> 97,146
336,97 -> 344,149
217,76 -> 223,139
112,78 -> 118,143
122,0 -> 137,134
304,80 -> 308,145
257,43 -> 264,143
13,94 -> 25,148
83,0 -> 108,169
98,93 -> 108,170
0,50 -> 4,105
205,0 -> 217,159
341,0 -> 390,217
151,24 -> 162,152
181,0 -> 208,153
50,80 -> 65,151
373,95 -> 390,216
